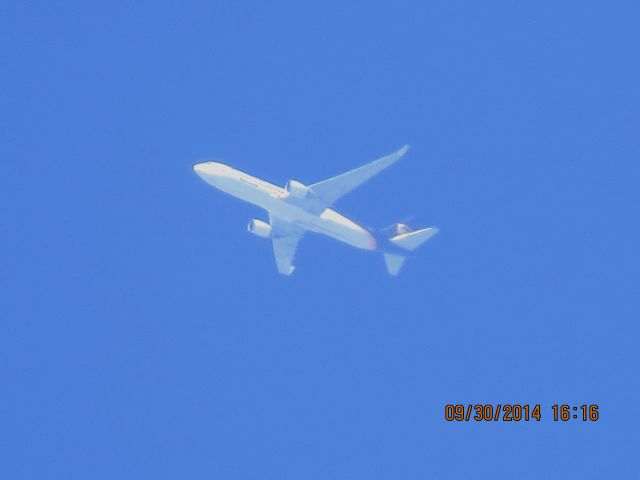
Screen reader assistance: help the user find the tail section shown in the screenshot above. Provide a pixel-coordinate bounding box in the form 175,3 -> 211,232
390,226 -> 439,251
383,253 -> 407,276
382,224 -> 439,275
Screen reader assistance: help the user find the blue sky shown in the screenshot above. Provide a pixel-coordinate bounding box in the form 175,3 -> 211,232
2,1 -> 639,478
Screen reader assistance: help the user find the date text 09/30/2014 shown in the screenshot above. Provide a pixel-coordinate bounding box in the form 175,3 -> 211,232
444,404 -> 599,422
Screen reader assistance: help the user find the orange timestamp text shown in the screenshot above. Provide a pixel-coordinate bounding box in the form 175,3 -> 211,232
444,404 -> 600,422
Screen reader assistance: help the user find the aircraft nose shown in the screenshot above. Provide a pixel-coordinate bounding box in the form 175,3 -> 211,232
193,163 -> 208,175
193,162 -> 218,180
193,162 -> 228,176
193,162 -> 231,185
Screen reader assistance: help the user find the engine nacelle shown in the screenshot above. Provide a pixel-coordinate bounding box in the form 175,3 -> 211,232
285,180 -> 309,198
247,219 -> 272,238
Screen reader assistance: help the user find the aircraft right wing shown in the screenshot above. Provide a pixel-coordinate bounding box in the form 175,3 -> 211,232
308,145 -> 409,206
269,214 -> 305,276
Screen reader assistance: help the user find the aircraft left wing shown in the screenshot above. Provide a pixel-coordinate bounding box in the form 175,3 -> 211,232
308,145 -> 409,206
269,214 -> 305,276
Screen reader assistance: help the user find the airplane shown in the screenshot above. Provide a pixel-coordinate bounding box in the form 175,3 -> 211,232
193,145 -> 439,276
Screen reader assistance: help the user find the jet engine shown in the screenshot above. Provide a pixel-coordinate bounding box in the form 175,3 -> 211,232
285,180 -> 309,198
247,219 -> 272,238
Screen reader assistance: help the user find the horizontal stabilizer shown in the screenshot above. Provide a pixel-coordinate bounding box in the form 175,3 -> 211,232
390,227 -> 439,251
384,253 -> 406,276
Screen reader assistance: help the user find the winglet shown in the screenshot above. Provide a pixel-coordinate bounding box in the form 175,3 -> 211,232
280,265 -> 295,276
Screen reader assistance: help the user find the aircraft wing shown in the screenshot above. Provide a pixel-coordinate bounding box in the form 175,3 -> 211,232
269,214 -> 305,276
308,145 -> 409,206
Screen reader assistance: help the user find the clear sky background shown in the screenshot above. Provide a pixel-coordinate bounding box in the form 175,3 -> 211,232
2,1 -> 639,478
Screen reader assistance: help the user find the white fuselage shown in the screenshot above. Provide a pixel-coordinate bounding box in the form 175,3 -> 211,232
193,162 -> 377,250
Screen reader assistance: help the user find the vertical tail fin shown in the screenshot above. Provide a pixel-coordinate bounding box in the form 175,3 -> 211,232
382,225 -> 439,275
383,253 -> 406,276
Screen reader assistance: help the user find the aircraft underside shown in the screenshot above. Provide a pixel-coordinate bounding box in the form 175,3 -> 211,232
194,145 -> 438,275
